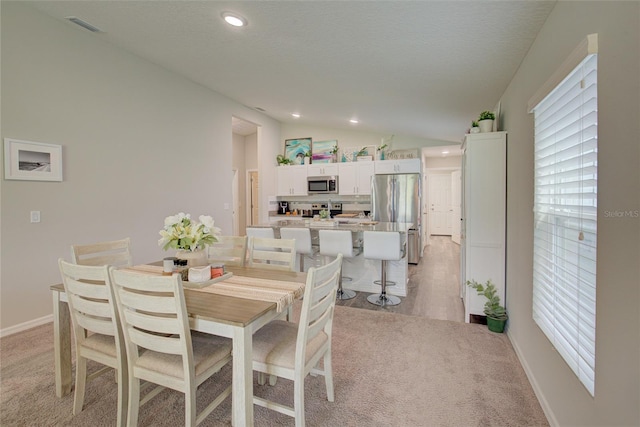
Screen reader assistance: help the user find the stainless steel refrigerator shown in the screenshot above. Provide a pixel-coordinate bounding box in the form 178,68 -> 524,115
371,173 -> 421,264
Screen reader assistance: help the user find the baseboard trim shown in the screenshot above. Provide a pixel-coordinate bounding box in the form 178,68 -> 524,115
507,329 -> 558,427
0,315 -> 53,338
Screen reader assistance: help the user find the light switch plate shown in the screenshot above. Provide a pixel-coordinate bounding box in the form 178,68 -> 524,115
30,211 -> 41,223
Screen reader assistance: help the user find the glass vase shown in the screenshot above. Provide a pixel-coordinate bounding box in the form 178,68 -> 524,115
176,248 -> 208,267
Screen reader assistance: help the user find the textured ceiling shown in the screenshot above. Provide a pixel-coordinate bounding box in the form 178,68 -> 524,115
28,1 -> 556,143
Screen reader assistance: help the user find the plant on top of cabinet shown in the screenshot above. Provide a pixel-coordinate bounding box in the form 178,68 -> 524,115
276,154 -> 291,165
466,279 -> 507,332
478,111 -> 495,121
477,111 -> 495,133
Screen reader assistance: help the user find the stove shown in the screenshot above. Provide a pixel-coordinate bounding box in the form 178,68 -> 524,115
311,203 -> 342,217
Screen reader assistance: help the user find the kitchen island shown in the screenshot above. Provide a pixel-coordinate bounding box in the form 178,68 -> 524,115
252,219 -> 412,297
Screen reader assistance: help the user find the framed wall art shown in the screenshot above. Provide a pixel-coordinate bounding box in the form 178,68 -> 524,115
311,139 -> 337,164
284,137 -> 312,165
4,138 -> 63,181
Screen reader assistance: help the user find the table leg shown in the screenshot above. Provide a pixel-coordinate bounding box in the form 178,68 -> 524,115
232,326 -> 254,427
52,290 -> 72,397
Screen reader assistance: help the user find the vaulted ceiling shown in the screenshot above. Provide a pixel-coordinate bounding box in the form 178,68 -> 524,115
28,1 -> 556,143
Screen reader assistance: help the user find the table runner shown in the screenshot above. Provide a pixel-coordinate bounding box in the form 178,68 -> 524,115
124,265 -> 304,312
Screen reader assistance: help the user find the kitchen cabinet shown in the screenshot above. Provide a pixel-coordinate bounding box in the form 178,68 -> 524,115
374,158 -> 421,174
338,162 -> 375,195
307,163 -> 338,176
276,165 -> 307,196
460,132 -> 506,323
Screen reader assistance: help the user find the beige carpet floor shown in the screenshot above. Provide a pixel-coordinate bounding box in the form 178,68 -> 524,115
1,304 -> 548,426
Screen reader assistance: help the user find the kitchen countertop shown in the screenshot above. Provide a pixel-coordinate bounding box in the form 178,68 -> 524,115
260,220 -> 413,233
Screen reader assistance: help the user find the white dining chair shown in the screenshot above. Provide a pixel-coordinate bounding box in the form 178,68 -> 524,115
108,268 -> 232,426
71,237 -> 132,268
251,253 -> 343,427
208,235 -> 248,267
247,236 -> 297,271
58,259 -> 128,427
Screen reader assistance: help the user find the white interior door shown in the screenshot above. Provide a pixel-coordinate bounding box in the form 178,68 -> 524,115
428,174 -> 452,236
451,170 -> 461,244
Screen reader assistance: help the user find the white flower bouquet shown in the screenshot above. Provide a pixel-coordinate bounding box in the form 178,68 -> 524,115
158,212 -> 221,251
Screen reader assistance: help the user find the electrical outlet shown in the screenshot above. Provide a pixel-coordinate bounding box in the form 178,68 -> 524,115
30,211 -> 41,223
224,203 -> 230,210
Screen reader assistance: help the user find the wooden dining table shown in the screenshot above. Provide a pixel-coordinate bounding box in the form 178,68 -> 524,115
50,264 -> 306,427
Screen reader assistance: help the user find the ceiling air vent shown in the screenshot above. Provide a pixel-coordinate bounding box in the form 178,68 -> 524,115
65,16 -> 102,33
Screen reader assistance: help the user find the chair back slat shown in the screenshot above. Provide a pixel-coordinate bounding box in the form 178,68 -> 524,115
123,309 -> 182,335
65,278 -> 110,300
68,293 -> 114,320
306,308 -> 333,341
208,235 -> 247,267
72,238 -> 132,268
73,311 -> 117,337
119,288 -> 180,314
128,327 -> 184,355
247,237 -> 296,271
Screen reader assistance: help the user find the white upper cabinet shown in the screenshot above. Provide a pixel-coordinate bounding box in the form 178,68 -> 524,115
276,165 -> 308,196
374,158 -> 421,174
338,162 -> 375,195
307,163 -> 338,176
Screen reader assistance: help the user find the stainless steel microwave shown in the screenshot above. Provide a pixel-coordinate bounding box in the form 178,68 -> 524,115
307,176 -> 338,194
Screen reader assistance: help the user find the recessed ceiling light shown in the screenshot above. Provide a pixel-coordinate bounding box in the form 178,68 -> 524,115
349,119 -> 359,124
222,12 -> 247,27
442,151 -> 449,155
291,113 -> 301,118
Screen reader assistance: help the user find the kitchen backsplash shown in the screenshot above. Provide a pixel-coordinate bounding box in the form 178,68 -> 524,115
272,194 -> 371,214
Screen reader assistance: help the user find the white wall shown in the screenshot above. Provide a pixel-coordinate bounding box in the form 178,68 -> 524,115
0,3 -> 281,330
500,1 -> 639,425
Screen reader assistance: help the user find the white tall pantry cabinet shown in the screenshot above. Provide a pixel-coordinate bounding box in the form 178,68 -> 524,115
460,131 -> 507,323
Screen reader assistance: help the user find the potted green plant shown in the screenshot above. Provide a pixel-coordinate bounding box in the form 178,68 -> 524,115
477,111 -> 495,133
466,279 -> 507,333
276,154 -> 291,166
330,145 -> 339,163
377,142 -> 388,160
304,151 -> 311,165
470,120 -> 480,134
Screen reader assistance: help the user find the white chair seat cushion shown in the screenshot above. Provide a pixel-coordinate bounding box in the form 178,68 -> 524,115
82,333 -> 117,357
252,320 -> 327,369
136,335 -> 231,379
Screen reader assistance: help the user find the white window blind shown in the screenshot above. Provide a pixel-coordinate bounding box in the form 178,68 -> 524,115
531,46 -> 598,396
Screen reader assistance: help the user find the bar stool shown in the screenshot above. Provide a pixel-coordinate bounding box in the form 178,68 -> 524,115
246,227 -> 275,249
319,229 -> 356,300
279,227 -> 313,272
246,227 -> 274,239
364,231 -> 402,306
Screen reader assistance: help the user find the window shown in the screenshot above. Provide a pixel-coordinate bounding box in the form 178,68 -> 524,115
530,34 -> 598,396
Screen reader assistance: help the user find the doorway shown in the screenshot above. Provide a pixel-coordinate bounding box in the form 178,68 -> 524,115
248,170 -> 259,226
231,116 -> 259,234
